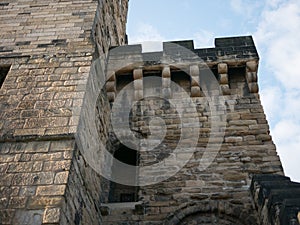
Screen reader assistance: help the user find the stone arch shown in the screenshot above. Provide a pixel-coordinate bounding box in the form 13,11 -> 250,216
174,213 -> 245,225
165,202 -> 258,225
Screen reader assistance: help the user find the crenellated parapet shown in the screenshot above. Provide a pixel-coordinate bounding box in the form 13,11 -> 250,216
0,1 -> 290,223
106,36 -> 260,101
102,36 -> 284,225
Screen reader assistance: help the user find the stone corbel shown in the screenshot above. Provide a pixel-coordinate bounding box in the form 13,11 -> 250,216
246,61 -> 259,93
133,68 -> 143,100
162,66 -> 171,98
218,63 -> 230,95
190,64 -> 201,97
106,71 -> 116,102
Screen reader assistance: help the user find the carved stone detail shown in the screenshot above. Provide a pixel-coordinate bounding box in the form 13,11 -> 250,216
162,66 -> 171,98
218,63 -> 230,95
190,65 -> 201,97
246,61 -> 259,93
106,71 -> 116,102
133,68 -> 143,100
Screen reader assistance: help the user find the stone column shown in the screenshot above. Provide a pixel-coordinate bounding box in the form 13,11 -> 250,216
133,68 -> 143,100
218,63 -> 230,95
106,71 -> 116,102
190,64 -> 201,97
162,66 -> 171,98
246,61 -> 259,93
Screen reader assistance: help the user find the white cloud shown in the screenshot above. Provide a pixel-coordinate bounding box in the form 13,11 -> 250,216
272,120 -> 300,180
255,1 -> 300,89
128,23 -> 164,52
128,24 -> 215,52
260,86 -> 283,123
230,0 -> 243,13
273,120 -> 300,144
193,29 -> 215,48
230,0 -> 263,22
266,0 -> 287,9
255,0 -> 300,181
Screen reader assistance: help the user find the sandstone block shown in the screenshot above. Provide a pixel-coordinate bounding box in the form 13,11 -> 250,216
43,207 -> 61,223
36,185 -> 66,196
225,136 -> 243,143
54,171 -> 69,184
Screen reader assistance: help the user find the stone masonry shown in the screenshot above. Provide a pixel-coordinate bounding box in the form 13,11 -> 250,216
1,1 -> 300,225
0,0 -> 128,224
99,38 -> 285,225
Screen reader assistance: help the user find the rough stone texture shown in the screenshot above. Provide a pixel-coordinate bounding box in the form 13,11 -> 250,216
100,39 -> 283,225
0,140 -> 73,225
0,1 -> 298,225
0,0 -> 128,140
0,0 -> 95,139
0,0 -> 128,224
251,174 -> 300,225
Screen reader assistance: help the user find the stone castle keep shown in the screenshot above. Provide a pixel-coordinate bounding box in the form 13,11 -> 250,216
0,1 -> 300,225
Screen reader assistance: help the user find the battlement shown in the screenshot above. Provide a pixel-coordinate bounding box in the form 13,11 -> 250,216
0,1 -> 293,225
101,36 -> 285,225
110,35 -> 258,62
106,36 -> 259,102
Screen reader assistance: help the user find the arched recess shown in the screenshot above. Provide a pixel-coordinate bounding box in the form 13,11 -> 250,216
175,213 -> 245,225
108,144 -> 139,203
171,69 -> 191,97
165,202 -> 258,225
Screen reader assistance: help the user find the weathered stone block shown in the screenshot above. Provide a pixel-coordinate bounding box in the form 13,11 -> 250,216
36,185 -> 66,196
8,197 -> 27,209
24,142 -> 50,153
27,196 -> 64,209
43,207 -> 61,223
54,171 -> 69,184
218,63 -> 228,74
225,136 -> 243,143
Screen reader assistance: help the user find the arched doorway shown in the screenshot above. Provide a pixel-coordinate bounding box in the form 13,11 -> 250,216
178,213 -> 245,225
108,145 -> 139,202
165,202 -> 258,225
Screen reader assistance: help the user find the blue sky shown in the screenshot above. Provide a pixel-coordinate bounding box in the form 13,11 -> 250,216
126,0 -> 300,182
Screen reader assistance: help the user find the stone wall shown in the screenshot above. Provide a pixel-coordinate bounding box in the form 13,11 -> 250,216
0,0 -> 98,138
251,174 -> 300,225
0,0 -> 127,139
0,0 -> 128,224
0,139 -> 74,224
0,0 -> 294,224
101,38 -> 284,225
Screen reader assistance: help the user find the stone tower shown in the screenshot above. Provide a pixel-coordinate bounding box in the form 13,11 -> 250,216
0,1 -> 300,225
0,0 -> 128,224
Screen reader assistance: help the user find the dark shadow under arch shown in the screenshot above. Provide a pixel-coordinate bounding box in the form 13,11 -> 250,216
108,144 -> 139,202
164,202 -> 258,225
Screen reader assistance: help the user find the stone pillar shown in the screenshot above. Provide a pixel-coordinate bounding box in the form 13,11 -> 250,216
246,61 -> 259,93
190,64 -> 201,97
133,68 -> 143,100
218,63 -> 230,95
162,66 -> 171,98
106,71 -> 116,102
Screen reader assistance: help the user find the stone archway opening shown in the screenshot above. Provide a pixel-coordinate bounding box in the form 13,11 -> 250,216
108,145 -> 139,203
178,212 -> 245,225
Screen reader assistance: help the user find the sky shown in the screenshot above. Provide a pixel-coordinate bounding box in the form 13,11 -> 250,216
126,0 -> 300,182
